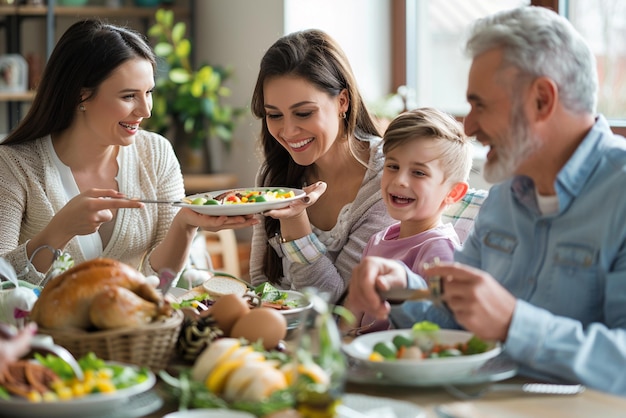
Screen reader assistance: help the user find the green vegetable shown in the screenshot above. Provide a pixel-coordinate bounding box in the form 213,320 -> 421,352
171,293 -> 211,309
250,195 -> 267,203
191,197 -> 207,205
392,334 -> 414,350
0,386 -> 11,400
35,352 -> 76,380
439,348 -> 463,358
254,282 -> 287,303
465,336 -> 490,355
373,341 -> 397,360
34,352 -> 149,390
203,199 -> 220,205
411,320 -> 440,332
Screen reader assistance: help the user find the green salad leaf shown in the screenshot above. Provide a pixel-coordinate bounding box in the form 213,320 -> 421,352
254,282 -> 287,303
411,320 -> 440,332
465,335 -> 491,355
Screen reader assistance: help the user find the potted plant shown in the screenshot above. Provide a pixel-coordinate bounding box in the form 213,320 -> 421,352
145,9 -> 244,173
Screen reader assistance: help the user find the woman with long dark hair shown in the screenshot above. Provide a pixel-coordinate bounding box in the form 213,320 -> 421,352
249,29 -> 394,303
0,20 -> 255,286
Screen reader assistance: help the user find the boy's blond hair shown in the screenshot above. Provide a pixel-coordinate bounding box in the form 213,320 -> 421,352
382,107 -> 473,184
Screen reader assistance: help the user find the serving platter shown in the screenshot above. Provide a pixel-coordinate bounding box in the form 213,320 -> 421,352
0,363 -> 156,417
177,187 -> 306,216
342,329 -> 505,386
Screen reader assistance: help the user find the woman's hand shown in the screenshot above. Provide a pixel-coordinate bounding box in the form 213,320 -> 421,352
261,181 -> 327,241
38,189 -> 143,249
262,181 -> 327,220
177,208 -> 259,232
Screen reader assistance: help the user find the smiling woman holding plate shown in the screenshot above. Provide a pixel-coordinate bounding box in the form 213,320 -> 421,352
248,29 -> 394,304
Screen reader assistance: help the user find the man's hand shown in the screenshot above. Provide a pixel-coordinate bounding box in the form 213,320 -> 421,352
424,262 -> 516,341
346,256 -> 409,320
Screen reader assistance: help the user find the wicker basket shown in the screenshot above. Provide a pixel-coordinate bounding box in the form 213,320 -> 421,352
38,310 -> 183,371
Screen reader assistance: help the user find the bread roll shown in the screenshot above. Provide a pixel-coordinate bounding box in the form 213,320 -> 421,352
202,276 -> 248,298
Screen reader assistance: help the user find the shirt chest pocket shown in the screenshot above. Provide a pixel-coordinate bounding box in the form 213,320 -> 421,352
480,231 -> 518,285
550,243 -> 601,320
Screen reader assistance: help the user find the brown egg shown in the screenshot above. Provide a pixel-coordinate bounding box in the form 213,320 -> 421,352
209,293 -> 251,335
230,307 -> 287,350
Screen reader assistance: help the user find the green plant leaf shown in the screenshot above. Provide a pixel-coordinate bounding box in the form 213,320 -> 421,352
147,25 -> 162,37
162,9 -> 174,28
145,9 -> 245,152
154,42 -> 173,57
176,39 -> 192,60
169,68 -> 191,84
172,22 -> 186,43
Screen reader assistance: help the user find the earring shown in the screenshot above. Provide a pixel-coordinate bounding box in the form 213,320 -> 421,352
340,111 -> 346,119
79,104 -> 85,111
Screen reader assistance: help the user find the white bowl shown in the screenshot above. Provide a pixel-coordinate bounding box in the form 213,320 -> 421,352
274,290 -> 313,330
342,329 -> 501,385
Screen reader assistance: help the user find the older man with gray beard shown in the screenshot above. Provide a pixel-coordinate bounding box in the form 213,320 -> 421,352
345,6 -> 626,396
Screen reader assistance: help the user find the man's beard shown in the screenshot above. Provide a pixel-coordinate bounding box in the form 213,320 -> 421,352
483,101 -> 540,184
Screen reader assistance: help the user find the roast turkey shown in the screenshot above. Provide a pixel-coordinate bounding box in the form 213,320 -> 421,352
30,258 -> 171,331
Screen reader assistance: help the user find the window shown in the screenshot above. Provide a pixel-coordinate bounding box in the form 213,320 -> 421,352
565,0 -> 626,129
396,0 -> 626,135
403,0 -> 529,115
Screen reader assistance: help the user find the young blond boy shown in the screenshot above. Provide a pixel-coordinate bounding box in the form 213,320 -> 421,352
343,107 -> 473,334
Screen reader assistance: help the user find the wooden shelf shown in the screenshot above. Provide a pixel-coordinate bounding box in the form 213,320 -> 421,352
0,91 -> 36,101
0,5 -> 188,18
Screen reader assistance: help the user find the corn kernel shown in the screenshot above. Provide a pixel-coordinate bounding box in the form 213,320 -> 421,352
96,379 -> 116,393
56,386 -> 73,400
368,352 -> 385,362
42,391 -> 58,402
26,391 -> 42,403
72,382 -> 87,397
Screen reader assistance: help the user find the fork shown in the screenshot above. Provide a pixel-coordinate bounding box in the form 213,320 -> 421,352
443,382 -> 585,400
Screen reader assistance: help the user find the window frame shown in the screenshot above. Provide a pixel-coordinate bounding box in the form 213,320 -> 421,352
392,0 -> 626,136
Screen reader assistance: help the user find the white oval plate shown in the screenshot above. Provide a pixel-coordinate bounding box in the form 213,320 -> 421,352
0,362 -> 156,417
342,329 -> 502,385
177,187 -> 306,216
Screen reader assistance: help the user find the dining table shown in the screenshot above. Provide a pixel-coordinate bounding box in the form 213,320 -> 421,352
142,346 -> 626,418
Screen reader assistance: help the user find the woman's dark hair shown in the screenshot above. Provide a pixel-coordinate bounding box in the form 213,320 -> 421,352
2,19 -> 156,145
250,29 -> 381,284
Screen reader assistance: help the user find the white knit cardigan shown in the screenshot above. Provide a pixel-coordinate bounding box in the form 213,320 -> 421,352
0,130 -> 185,286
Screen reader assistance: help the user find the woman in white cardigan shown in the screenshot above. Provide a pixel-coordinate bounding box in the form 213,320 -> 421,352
0,20 -> 256,286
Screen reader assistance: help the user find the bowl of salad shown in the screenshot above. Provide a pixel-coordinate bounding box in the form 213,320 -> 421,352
253,283 -> 313,331
342,321 -> 501,385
